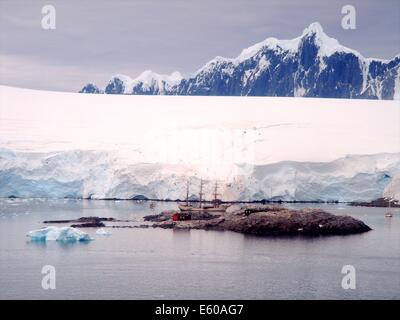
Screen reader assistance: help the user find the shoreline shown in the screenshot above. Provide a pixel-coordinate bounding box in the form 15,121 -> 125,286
0,196 -> 354,204
3,196 -> 398,208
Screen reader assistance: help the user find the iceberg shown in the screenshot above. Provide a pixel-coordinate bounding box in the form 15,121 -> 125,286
95,228 -> 111,236
26,226 -> 92,242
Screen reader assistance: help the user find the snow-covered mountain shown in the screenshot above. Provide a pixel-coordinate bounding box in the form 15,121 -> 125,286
102,71 -> 183,95
1,149 -> 399,202
79,83 -> 103,94
80,22 -> 400,100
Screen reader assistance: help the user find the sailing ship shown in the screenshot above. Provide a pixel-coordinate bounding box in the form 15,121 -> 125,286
385,196 -> 393,218
384,183 -> 393,218
178,179 -> 228,213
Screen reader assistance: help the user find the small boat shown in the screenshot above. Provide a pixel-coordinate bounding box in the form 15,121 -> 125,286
385,196 -> 393,218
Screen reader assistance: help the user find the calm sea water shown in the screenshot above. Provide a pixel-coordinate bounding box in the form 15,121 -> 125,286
0,199 -> 399,300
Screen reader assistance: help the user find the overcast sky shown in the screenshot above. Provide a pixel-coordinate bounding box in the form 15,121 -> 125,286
0,0 -> 399,92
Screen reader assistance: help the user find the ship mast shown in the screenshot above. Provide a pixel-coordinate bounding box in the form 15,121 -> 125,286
199,178 -> 204,208
186,180 -> 190,206
213,182 -> 220,207
387,184 -> 393,210
385,185 -> 393,217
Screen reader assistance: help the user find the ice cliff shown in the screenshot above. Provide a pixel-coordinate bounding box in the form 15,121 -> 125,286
1,149 -> 399,202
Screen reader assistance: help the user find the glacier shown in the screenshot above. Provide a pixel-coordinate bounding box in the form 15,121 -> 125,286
80,22 -> 400,100
1,86 -> 399,202
1,149 -> 399,202
26,226 -> 91,242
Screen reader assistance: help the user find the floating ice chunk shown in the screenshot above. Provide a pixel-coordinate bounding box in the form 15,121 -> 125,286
27,226 -> 92,242
96,228 -> 111,236
225,204 -> 242,214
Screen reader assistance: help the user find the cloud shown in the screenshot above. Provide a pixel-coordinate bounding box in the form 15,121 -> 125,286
0,0 -> 399,92
0,53 -> 109,91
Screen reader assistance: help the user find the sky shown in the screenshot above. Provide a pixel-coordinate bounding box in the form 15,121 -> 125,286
0,0 -> 399,92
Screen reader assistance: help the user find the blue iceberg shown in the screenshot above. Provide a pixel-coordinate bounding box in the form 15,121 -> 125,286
26,226 -> 92,242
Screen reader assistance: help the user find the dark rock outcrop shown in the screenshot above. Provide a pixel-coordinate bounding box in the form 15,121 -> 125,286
145,205 -> 372,236
79,83 -> 102,94
350,197 -> 400,208
71,222 -> 105,228
44,216 -> 121,228
143,210 -> 176,222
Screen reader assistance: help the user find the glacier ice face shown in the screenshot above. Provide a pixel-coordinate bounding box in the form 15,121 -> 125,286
26,226 -> 91,242
236,154 -> 400,202
1,149 -> 399,202
384,172 -> 400,201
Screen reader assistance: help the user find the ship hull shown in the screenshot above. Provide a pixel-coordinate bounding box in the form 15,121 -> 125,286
178,204 -> 227,212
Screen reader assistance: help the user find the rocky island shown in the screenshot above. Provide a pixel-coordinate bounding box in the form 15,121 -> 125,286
41,205 -> 371,236
144,205 -> 372,236
43,216 -> 124,228
349,197 -> 400,208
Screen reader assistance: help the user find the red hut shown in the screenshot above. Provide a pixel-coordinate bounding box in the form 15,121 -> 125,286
172,212 -> 191,221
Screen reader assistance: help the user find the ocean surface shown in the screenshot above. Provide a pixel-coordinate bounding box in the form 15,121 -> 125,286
0,199 -> 399,300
